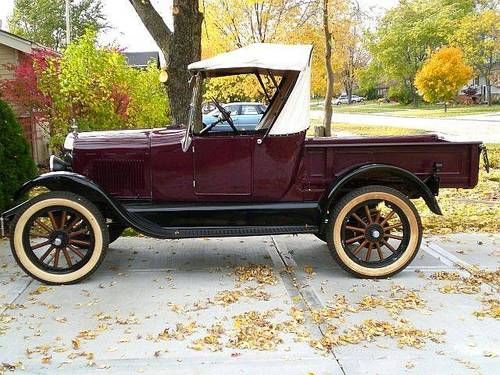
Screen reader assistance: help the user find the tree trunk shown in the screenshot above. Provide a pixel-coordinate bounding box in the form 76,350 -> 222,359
129,0 -> 202,126
486,77 -> 492,106
169,1 -> 203,127
322,0 -> 334,138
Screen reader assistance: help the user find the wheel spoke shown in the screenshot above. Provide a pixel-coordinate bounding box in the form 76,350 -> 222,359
65,216 -> 82,231
364,206 -> 372,223
381,239 -> 397,253
384,222 -> 402,231
53,248 -> 60,267
376,242 -> 384,260
59,211 -> 67,229
39,245 -> 55,262
352,213 -> 367,227
374,211 -> 381,223
69,239 -> 91,247
365,243 -> 373,262
346,234 -> 366,244
380,210 -> 396,226
48,211 -> 59,230
68,245 -> 85,259
352,240 -> 368,255
34,219 -> 52,234
385,234 -> 403,240
69,228 -> 89,238
345,225 -> 366,233
62,248 -> 73,267
31,240 -> 51,250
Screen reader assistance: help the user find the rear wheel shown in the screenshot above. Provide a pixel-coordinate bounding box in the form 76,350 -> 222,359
10,191 -> 108,285
326,186 -> 422,278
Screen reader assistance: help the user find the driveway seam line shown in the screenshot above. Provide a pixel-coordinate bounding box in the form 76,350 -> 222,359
0,278 -> 33,315
270,236 -> 347,375
425,242 -> 499,292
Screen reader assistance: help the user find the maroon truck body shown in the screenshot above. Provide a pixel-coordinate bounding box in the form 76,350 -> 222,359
2,43 -> 486,283
71,129 -> 480,203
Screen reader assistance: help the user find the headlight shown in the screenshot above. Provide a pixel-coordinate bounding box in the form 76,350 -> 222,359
49,155 -> 69,171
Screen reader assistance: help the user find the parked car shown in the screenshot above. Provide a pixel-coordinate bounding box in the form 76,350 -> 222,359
202,102 -> 267,132
333,94 -> 365,105
201,101 -> 217,114
1,43 -> 485,284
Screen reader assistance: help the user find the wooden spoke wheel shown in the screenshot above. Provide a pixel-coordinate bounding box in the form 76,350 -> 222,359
326,186 -> 422,278
23,207 -> 94,273
10,191 -> 109,285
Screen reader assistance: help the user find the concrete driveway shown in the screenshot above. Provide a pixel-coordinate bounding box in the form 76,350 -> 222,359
0,233 -> 498,374
310,110 -> 500,142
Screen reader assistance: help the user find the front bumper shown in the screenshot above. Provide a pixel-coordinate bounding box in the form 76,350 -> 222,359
0,201 -> 27,237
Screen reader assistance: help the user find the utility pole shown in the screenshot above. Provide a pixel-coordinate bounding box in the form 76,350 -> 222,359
65,0 -> 71,45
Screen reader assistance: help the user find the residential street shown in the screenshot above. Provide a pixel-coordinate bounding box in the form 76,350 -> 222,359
0,234 -> 498,374
310,110 -> 500,142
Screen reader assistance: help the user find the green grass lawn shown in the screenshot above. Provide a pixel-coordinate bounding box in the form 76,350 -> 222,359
308,120 -> 427,137
311,100 -> 500,118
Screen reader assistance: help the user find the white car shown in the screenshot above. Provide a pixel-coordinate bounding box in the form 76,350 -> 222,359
333,94 -> 365,105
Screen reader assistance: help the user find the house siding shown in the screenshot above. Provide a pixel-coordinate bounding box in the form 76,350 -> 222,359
0,43 -> 18,80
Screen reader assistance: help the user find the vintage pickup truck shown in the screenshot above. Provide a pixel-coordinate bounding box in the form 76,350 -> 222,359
1,44 -> 484,284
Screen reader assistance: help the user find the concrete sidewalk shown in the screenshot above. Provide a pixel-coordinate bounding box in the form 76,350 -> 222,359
0,233 -> 498,374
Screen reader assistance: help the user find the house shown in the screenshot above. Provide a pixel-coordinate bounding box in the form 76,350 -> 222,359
123,51 -> 160,69
0,29 -> 52,164
470,62 -> 500,104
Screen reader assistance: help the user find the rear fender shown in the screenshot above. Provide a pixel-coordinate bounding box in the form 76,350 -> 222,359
319,164 -> 442,218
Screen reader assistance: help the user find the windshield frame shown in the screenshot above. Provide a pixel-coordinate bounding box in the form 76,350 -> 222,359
182,72 -> 202,152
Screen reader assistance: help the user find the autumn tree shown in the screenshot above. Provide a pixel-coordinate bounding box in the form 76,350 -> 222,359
1,30 -> 170,148
452,9 -> 500,105
129,0 -> 202,127
368,0 -> 474,106
415,47 -> 473,111
0,49 -> 55,132
8,0 -> 107,50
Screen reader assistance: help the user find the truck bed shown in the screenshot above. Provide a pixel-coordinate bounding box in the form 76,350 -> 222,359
304,134 -> 481,199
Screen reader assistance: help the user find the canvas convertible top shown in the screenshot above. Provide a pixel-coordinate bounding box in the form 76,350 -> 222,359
188,43 -> 313,136
188,43 -> 312,75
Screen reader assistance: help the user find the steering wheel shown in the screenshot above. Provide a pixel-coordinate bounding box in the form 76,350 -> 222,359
199,98 -> 239,135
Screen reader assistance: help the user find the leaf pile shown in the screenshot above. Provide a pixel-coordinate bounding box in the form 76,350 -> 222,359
229,310 -> 283,351
431,268 -> 500,295
234,264 -> 278,285
356,290 -> 427,317
190,323 -> 225,352
473,299 -> 500,320
311,319 -> 444,350
214,286 -> 271,306
157,321 -> 198,341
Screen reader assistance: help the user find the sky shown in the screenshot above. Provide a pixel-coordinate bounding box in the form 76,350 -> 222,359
0,0 -> 396,53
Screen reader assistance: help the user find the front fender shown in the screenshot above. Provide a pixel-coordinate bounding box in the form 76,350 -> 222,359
319,164 -> 442,216
4,172 -> 130,226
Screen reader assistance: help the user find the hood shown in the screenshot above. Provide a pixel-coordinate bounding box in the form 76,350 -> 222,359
65,127 -> 186,151
68,128 -> 156,151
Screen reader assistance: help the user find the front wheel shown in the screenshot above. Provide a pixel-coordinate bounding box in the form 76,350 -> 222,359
326,186 -> 422,278
10,191 -> 109,285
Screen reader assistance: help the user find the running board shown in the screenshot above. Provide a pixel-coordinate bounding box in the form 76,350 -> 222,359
164,225 -> 319,239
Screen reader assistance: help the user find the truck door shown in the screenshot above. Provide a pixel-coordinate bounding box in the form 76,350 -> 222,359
192,134 -> 254,197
